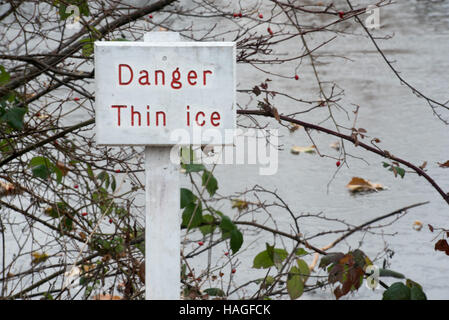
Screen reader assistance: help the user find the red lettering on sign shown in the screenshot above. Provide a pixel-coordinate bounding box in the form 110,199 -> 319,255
210,112 -> 221,126
131,106 -> 141,126
138,70 -> 150,85
196,111 -> 205,126
203,70 -> 212,85
118,64 -> 133,85
156,111 -> 166,126
155,70 -> 165,85
111,105 -> 127,126
187,71 -> 197,85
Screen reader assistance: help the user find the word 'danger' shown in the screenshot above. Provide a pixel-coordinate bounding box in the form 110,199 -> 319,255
94,42 -> 236,146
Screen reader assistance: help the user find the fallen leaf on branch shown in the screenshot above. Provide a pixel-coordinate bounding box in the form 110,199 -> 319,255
291,145 -> 316,155
346,177 -> 385,193
413,220 -> 423,231
438,160 -> 449,168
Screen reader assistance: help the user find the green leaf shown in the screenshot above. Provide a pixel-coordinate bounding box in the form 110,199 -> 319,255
379,268 -> 405,279
180,188 -> 196,208
253,246 -> 288,269
181,201 -> 202,229
53,166 -> 63,184
0,65 -> 10,84
230,228 -> 243,254
199,214 -> 215,235
30,157 -> 53,180
182,163 -> 205,173
58,0 -> 90,20
219,215 -> 235,234
97,171 -> 109,188
202,170 -> 218,196
296,259 -> 310,282
410,284 -> 427,300
287,266 -> 304,299
296,248 -> 308,257
1,107 -> 27,130
382,282 -> 411,300
110,175 -> 116,192
319,252 -> 344,269
80,38 -> 94,57
181,146 -> 196,164
203,288 -> 225,297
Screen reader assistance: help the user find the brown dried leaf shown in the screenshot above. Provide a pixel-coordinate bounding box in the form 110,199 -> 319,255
435,239 -> 449,255
438,160 -> 449,168
419,161 -> 427,170
272,107 -> 281,123
56,161 -> 69,176
0,181 -> 22,197
346,177 -> 384,193
289,124 -> 302,133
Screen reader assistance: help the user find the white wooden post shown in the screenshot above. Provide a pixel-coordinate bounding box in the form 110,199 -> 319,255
144,32 -> 181,300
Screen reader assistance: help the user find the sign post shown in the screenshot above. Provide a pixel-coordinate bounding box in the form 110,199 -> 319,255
94,32 -> 235,299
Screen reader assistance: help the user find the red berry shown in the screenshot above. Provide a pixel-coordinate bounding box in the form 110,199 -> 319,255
115,169 -> 120,173
74,97 -> 80,101
224,252 -> 229,256
233,13 -> 238,18
338,11 -> 344,19
267,27 -> 273,35
109,218 -> 113,223
149,14 -> 153,19
336,160 -> 341,167
231,268 -> 236,274
238,12 -> 242,18
294,74 -> 299,80
198,241 -> 204,246
259,13 -> 263,19
74,185 -> 79,189
81,212 -> 88,217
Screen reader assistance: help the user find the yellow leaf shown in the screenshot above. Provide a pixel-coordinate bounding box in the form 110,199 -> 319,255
346,177 -> 384,193
413,220 -> 423,231
232,199 -> 249,212
31,252 -> 49,264
291,145 -> 316,155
